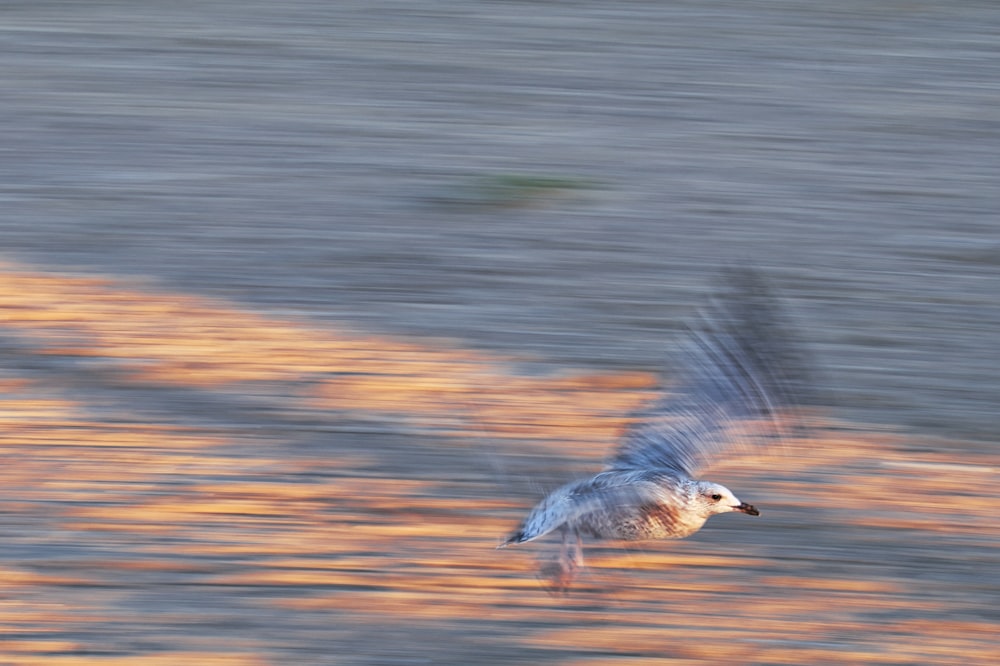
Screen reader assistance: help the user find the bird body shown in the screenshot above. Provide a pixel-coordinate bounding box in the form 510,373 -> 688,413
498,270 -> 808,590
502,470 -> 757,544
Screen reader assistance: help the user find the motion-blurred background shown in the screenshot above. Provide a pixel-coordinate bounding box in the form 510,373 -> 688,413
1,2 -> 997,664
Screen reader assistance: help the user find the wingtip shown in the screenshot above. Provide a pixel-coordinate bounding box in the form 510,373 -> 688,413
497,531 -> 525,549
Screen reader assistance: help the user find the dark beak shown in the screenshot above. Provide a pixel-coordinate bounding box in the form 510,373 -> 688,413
734,502 -> 760,516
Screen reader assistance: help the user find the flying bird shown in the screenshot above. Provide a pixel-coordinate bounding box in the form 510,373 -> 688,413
498,270 -> 812,590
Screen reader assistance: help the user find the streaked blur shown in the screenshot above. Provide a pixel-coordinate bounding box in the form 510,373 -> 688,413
1,2 -> 997,664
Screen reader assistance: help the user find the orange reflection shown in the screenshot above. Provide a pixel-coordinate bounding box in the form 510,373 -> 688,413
0,260 -> 996,665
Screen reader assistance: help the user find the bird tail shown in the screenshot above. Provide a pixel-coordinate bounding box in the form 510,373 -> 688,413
496,529 -> 528,549
496,511 -> 559,549
496,484 -> 582,549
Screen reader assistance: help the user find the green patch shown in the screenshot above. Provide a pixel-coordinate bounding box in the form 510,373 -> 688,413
430,173 -> 599,208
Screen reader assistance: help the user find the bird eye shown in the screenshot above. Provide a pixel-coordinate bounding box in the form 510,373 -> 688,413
711,494 -> 722,501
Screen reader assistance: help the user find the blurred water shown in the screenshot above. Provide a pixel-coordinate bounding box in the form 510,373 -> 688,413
3,0 -> 998,438
1,1 -> 998,664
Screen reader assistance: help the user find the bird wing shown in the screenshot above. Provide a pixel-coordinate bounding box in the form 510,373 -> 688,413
609,270 -> 813,477
501,470 -> 682,545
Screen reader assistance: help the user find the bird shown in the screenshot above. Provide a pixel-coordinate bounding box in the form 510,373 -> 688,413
497,269 -> 812,591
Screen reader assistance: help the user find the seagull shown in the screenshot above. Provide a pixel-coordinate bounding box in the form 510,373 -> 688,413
498,270 -> 812,590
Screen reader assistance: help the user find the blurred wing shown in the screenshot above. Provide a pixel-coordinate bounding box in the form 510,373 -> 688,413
609,270 -> 813,477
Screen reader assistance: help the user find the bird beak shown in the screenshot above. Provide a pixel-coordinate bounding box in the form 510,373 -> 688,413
734,502 -> 760,516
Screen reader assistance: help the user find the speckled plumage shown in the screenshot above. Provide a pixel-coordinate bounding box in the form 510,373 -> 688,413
498,270 -> 811,590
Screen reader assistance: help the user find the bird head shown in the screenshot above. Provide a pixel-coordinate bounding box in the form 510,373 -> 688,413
693,481 -> 759,517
